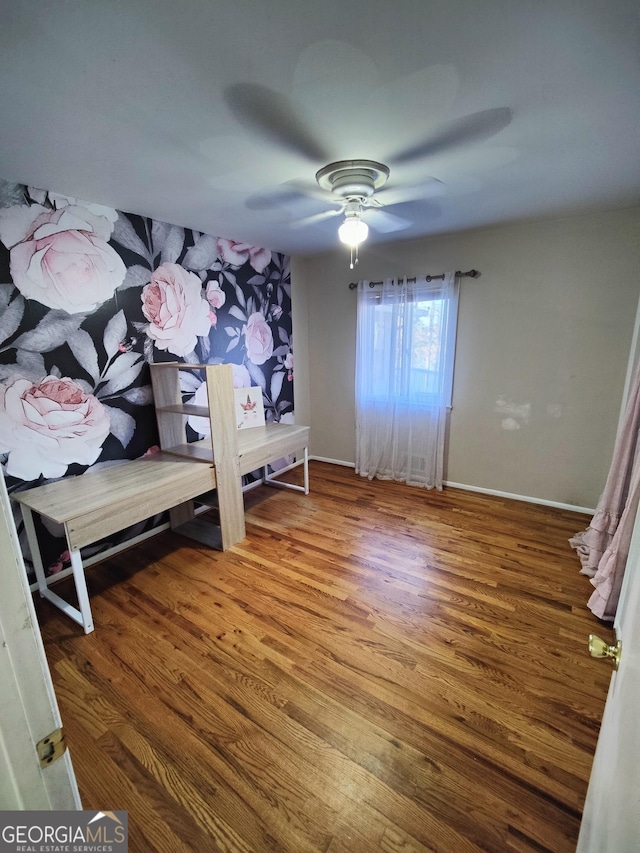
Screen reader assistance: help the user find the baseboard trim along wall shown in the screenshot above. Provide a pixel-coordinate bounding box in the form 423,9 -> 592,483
310,456 -> 596,515
311,456 -> 356,468
444,480 -> 595,515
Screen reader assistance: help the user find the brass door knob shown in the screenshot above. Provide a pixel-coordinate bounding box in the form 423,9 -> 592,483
588,634 -> 621,669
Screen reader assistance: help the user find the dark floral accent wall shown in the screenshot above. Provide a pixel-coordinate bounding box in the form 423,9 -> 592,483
0,180 -> 294,577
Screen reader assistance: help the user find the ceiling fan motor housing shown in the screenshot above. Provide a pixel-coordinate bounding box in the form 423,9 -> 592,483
316,160 -> 390,200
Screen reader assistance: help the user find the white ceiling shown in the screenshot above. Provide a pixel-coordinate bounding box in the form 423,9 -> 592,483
1,0 -> 638,256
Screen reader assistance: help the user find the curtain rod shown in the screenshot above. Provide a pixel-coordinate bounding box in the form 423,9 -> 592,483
348,269 -> 480,289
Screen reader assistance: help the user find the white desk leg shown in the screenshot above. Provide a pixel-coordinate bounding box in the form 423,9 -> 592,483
263,448 -> 310,494
68,546 -> 94,634
20,506 -> 48,598
19,506 -> 94,634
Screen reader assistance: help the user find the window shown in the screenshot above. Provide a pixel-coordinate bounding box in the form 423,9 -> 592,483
355,273 -> 459,489
357,276 -> 459,409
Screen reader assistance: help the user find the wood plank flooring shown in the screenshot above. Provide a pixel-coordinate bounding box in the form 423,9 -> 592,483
37,461 -> 615,852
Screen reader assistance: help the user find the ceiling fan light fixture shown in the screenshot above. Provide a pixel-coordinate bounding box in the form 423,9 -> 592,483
314,160 -> 392,267
338,214 -> 368,247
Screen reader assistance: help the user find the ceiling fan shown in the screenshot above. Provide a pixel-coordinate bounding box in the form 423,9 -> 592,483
224,83 -> 512,264
296,159 -> 412,268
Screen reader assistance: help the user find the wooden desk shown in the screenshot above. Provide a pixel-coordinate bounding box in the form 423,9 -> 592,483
12,423 -> 309,634
13,453 -> 217,634
237,423 -> 309,479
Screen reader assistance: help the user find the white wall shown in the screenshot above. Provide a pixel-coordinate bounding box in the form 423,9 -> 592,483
292,207 -> 640,509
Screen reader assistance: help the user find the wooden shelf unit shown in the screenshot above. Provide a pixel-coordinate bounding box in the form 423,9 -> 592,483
150,362 -> 309,552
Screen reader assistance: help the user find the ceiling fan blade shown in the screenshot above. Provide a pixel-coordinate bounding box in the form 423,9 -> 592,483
290,207 -> 344,229
244,188 -> 310,212
374,177 -> 446,207
223,83 -> 328,162
244,178 -> 336,212
365,208 -> 412,234
281,178 -> 338,203
392,107 -> 512,164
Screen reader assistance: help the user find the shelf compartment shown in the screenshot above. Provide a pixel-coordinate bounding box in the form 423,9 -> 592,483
156,404 -> 210,417
162,442 -> 214,463
173,516 -> 223,549
150,362 -> 310,551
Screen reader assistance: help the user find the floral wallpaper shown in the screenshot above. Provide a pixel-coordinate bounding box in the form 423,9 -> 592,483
0,180 -> 293,578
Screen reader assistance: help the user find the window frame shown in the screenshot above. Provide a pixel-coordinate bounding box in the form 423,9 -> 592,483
356,277 -> 459,410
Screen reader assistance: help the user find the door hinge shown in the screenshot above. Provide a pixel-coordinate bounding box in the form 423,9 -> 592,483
37,727 -> 66,767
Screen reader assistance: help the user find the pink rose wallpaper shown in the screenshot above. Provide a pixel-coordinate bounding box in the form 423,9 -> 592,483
0,202 -> 126,313
243,311 -> 274,365
206,280 -> 226,309
0,180 -> 293,577
216,238 -> 272,273
0,375 -> 111,480
141,262 -> 212,356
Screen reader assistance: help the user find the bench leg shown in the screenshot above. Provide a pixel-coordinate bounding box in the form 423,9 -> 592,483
69,547 -> 94,634
263,447 -> 310,494
20,505 -> 48,598
19,507 -> 94,634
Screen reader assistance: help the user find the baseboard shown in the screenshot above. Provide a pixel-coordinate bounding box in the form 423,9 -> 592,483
310,455 -> 355,468
309,456 -> 595,515
444,480 -> 595,515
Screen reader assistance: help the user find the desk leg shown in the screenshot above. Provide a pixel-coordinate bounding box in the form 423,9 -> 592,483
69,546 -> 94,634
263,447 -> 310,494
19,507 -> 94,634
20,505 -> 48,598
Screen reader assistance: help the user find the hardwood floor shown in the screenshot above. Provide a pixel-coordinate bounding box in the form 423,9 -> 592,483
37,462 -> 615,852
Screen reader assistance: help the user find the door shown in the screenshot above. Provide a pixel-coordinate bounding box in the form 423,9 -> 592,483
577,498 -> 640,851
0,475 -> 81,809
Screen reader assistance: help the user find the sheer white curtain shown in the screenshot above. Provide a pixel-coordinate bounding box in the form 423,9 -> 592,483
355,273 -> 459,490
